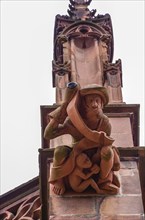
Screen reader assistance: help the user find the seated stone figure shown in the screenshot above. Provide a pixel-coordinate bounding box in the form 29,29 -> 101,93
44,82 -> 120,195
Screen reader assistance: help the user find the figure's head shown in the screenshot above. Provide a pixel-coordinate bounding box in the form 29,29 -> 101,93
76,153 -> 92,168
80,84 -> 109,106
80,84 -> 109,117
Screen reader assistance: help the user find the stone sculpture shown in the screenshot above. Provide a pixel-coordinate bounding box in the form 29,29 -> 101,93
68,153 -> 102,194
44,82 -> 120,195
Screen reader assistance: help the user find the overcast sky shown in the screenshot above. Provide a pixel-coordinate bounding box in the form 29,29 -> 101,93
1,0 -> 144,194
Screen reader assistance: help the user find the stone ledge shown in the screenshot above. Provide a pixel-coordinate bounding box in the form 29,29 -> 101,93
49,161 -> 145,219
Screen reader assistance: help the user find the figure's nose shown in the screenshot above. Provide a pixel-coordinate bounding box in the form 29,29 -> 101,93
92,101 -> 98,108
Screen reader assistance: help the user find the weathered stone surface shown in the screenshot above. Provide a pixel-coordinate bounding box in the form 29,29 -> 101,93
119,161 -> 142,194
110,117 -> 134,147
99,215 -> 144,220
50,215 -> 98,220
121,169 -> 142,194
50,196 -> 96,216
99,195 -> 144,215
120,161 -> 138,169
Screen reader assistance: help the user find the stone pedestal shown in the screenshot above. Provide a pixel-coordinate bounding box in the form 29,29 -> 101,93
49,161 -> 144,220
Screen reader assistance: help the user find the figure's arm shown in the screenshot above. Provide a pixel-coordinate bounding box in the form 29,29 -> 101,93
44,82 -> 79,140
76,168 -> 99,180
104,120 -> 111,137
44,118 -> 66,140
73,132 -> 114,156
73,138 -> 98,155
44,103 -> 68,140
97,115 -> 112,136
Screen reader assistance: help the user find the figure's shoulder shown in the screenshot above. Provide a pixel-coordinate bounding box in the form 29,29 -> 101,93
101,113 -> 110,123
98,114 -> 111,134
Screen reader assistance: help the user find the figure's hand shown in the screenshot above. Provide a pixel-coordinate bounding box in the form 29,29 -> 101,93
100,131 -> 114,146
91,164 -> 100,174
64,82 -> 79,104
48,102 -> 68,125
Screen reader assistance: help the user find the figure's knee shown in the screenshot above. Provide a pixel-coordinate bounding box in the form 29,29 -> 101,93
54,145 -> 71,166
101,146 -> 113,161
113,163 -> 120,171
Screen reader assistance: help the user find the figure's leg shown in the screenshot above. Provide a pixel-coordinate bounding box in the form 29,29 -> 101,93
97,147 -> 119,194
74,178 -> 104,194
112,147 -> 121,171
50,146 -> 72,195
98,171 -> 119,194
100,146 -> 114,179
101,183 -> 119,194
91,148 -> 101,164
112,172 -> 120,188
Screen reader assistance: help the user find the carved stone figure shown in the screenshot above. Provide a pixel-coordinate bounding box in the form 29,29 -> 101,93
44,82 -> 120,195
68,153 -> 102,193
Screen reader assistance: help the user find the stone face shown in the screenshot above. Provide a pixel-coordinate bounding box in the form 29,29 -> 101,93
50,216 -> 98,220
120,161 -> 142,195
120,161 -> 138,169
99,216 -> 144,220
50,196 -> 96,216
121,169 -> 142,194
110,117 -> 134,147
99,196 -> 143,215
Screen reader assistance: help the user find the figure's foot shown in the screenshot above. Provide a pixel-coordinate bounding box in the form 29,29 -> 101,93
52,179 -> 66,195
113,173 -> 120,188
100,182 -> 119,194
96,189 -> 109,195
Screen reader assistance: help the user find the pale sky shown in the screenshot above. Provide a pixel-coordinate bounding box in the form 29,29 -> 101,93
1,0 -> 144,194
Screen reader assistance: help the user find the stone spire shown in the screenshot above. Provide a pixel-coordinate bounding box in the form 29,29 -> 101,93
67,0 -> 96,20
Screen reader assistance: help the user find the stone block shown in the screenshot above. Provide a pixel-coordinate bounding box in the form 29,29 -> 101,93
99,195 -> 144,216
50,195 -> 96,216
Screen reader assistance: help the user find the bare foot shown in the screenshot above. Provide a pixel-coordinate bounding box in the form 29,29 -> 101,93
52,179 -> 65,195
112,173 -> 120,187
97,189 -> 109,195
100,182 -> 119,194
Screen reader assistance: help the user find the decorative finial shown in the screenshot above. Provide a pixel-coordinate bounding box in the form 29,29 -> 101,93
68,0 -> 96,20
